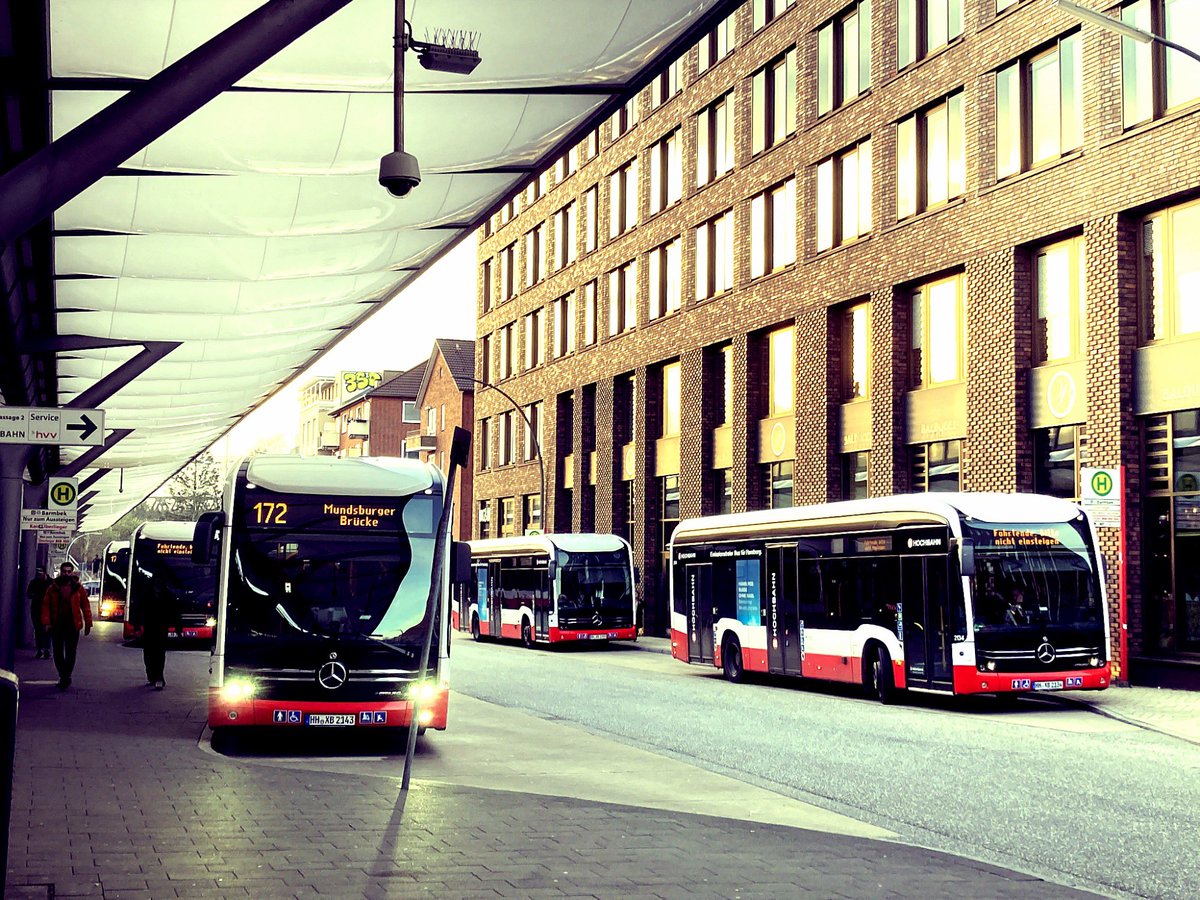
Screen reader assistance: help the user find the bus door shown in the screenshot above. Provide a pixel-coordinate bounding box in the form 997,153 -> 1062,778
901,554 -> 954,689
684,563 -> 714,664
766,545 -> 801,675
533,564 -> 551,639
487,561 -> 503,638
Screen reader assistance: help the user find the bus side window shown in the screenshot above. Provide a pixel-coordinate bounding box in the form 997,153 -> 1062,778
797,559 -> 823,622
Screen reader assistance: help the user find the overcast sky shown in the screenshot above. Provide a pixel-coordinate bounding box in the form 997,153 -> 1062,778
215,233 -> 477,463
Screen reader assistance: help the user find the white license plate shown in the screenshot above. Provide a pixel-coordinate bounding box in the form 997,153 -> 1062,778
306,713 -> 357,726
1032,680 -> 1064,691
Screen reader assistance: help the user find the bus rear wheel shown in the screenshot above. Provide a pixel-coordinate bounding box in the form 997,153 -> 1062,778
722,638 -> 744,683
868,647 -> 896,704
471,615 -> 482,641
521,619 -> 535,649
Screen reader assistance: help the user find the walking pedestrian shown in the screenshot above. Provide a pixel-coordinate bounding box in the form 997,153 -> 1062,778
42,561 -> 92,690
143,580 -> 182,690
25,566 -> 52,659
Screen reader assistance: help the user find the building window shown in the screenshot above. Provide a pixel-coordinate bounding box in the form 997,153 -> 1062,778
649,129 -> 682,215
402,400 -> 420,423
1034,424 -> 1086,498
1122,0 -> 1200,128
714,468 -> 733,515
768,325 -> 795,415
650,57 -> 683,110
583,186 -> 599,254
524,494 -> 542,533
557,145 -> 579,182
426,407 -> 436,436
648,238 -> 682,320
897,91 -> 964,219
500,197 -> 517,225
481,258 -> 493,311
720,344 -> 733,425
523,401 -> 543,462
910,273 -> 965,388
818,1 -> 872,116
611,96 -> 639,141
478,501 -> 491,539
661,361 -> 682,436
843,451 -> 870,499
697,12 -> 735,74
583,280 -> 598,346
526,171 -> 548,206
753,0 -> 795,31
911,440 -> 962,491
751,179 -> 797,278
480,333 -> 492,385
554,202 -> 577,270
500,242 -> 517,301
697,92 -> 735,187
500,497 -> 516,537
661,474 -> 681,550
1141,199 -> 1200,343
524,223 -> 546,287
996,33 -> 1082,180
1034,236 -> 1086,363
817,139 -> 872,252
524,307 -> 545,370
752,49 -> 797,155
764,461 -> 794,509
898,0 -> 963,69
609,159 -> 639,238
479,418 -> 491,470
499,323 -> 515,379
608,260 -> 638,336
440,404 -> 445,431
696,209 -> 734,300
498,411 -> 516,466
553,292 -> 575,358
843,300 -> 871,400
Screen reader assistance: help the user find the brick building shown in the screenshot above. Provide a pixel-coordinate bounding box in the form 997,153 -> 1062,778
414,339 -> 477,541
472,0 -> 1200,686
298,375 -> 339,456
328,365 -> 424,458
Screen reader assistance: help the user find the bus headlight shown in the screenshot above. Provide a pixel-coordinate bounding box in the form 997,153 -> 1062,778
408,681 -> 438,703
418,708 -> 434,726
220,679 -> 256,702
205,617 -> 218,628
1089,656 -> 1099,667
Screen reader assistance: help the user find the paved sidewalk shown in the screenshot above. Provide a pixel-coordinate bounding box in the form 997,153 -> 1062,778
6,627 -> 1103,899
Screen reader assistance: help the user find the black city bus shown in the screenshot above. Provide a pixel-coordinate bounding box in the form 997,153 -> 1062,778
124,521 -> 217,641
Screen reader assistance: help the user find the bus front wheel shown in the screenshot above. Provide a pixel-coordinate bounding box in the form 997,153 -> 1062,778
521,619 -> 535,649
722,638 -> 744,684
471,615 -> 482,641
868,647 -> 896,704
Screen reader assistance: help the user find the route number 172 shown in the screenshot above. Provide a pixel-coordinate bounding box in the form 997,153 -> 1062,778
252,501 -> 288,525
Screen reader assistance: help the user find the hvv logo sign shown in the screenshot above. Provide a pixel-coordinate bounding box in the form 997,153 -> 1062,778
0,406 -> 105,447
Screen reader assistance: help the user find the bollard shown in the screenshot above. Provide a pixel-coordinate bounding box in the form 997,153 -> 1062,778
0,668 -> 17,887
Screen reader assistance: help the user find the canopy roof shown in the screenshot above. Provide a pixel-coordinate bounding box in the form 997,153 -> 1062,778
16,0 -> 732,530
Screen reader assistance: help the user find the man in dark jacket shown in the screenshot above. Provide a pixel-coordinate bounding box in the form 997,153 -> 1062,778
26,567 -> 52,659
42,561 -> 92,690
143,580 -> 183,690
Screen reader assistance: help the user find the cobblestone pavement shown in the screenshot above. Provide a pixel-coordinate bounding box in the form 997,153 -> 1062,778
5,628 -> 1106,899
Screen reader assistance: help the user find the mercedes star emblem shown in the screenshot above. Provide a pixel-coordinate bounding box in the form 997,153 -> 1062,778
317,660 -> 348,690
1036,642 -> 1057,664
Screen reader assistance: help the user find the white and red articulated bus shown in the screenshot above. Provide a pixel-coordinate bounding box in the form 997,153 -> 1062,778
455,533 -> 638,647
195,454 -> 457,738
669,492 -> 1111,702
124,522 -> 217,641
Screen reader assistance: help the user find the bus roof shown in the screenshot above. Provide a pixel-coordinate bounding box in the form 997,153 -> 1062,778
469,533 -> 631,558
134,521 -> 197,541
242,454 -> 442,497
672,492 -> 1086,546
104,540 -> 129,551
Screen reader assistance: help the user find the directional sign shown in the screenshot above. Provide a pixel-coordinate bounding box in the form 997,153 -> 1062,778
49,476 -> 79,510
0,406 -> 105,446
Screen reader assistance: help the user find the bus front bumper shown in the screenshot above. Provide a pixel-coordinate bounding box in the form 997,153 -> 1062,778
208,688 -> 450,731
954,664 -> 1111,694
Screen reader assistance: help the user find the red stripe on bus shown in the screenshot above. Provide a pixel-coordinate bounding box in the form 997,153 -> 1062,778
208,689 -> 450,730
952,664 -> 1110,694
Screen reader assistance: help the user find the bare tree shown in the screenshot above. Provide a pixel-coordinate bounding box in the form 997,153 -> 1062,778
167,451 -> 226,520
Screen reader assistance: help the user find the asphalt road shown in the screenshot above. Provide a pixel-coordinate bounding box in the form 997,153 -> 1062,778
447,637 -> 1200,900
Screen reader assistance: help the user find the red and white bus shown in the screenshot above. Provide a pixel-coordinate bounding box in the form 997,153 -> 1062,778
670,493 -> 1111,701
455,534 -> 638,647
194,454 -> 455,736
97,540 -> 129,621
125,522 -> 218,641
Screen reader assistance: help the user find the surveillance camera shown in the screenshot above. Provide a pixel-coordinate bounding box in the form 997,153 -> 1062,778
378,150 -> 421,198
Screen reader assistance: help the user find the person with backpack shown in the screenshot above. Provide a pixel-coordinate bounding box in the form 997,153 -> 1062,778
42,561 -> 92,691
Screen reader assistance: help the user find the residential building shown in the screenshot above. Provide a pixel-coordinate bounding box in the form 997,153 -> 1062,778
297,375 -> 339,456
328,366 -> 423,458
415,338 -> 477,541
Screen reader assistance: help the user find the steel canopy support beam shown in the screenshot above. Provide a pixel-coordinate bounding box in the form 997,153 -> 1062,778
57,429 -> 133,478
0,0 -> 355,247
77,469 -> 110,492
66,342 -> 179,412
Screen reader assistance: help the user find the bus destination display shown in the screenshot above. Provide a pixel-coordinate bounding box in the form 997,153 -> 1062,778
152,541 -> 193,557
965,522 -> 1085,552
243,493 -> 400,531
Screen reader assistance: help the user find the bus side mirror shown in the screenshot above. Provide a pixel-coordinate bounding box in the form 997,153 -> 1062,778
547,558 -> 558,581
450,541 -> 472,585
192,511 -> 225,564
959,538 -> 975,578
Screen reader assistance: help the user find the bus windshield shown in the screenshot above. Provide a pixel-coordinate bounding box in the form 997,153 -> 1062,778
131,541 -> 215,615
227,498 -> 436,645
964,520 -> 1103,632
556,548 -> 633,610
104,548 -> 129,596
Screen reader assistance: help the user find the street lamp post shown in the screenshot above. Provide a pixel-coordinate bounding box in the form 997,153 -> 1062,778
472,378 -> 545,535
1055,0 -> 1200,65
